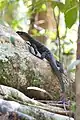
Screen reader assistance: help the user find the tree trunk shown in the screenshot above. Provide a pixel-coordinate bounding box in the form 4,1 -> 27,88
76,6 -> 80,120
29,2 -> 56,45
0,24 -> 61,99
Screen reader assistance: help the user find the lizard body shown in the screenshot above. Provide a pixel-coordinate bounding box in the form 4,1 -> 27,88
16,31 -> 64,92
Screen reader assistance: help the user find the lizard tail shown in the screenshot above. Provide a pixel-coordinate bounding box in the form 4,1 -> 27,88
47,54 -> 65,92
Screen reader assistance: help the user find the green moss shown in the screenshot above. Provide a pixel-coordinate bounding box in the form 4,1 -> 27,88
25,67 -> 42,87
32,79 -> 41,87
0,61 -> 9,84
70,102 -> 76,112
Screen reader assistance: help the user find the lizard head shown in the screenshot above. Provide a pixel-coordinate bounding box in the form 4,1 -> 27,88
16,31 -> 29,41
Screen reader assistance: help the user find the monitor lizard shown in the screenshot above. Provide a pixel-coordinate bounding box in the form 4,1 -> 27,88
16,31 -> 65,92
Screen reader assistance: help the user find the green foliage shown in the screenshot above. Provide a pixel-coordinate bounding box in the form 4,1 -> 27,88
51,0 -> 79,28
51,1 -> 65,13
27,0 -> 47,17
65,5 -> 78,28
0,0 -> 19,11
11,19 -> 23,29
0,0 -> 10,11
27,0 -> 78,28
45,30 -> 56,40
0,0 -> 79,29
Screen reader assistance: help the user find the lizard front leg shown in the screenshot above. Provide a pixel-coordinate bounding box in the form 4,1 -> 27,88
27,44 -> 42,59
31,43 -> 38,55
26,41 -> 35,55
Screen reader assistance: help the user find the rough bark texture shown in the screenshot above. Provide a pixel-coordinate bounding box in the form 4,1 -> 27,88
0,24 -> 61,99
0,85 -> 74,120
76,64 -> 80,120
76,9 -> 80,119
